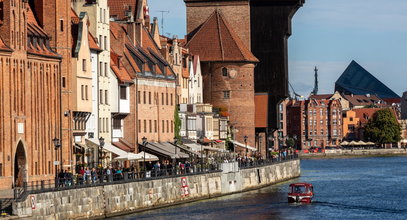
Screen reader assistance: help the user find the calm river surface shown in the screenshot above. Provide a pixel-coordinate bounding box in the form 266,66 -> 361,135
112,156 -> 407,220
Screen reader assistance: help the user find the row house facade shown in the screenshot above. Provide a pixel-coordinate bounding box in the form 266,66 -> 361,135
402,91 -> 407,120
286,98 -> 342,150
109,0 -> 177,151
0,0 -> 63,189
73,0 -> 113,154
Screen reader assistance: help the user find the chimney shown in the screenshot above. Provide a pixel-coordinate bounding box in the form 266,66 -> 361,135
127,22 -> 143,46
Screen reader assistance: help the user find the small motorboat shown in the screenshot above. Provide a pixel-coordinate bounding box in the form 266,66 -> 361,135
288,182 -> 314,203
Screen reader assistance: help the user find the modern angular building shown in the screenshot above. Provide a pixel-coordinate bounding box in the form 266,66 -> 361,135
335,60 -> 400,99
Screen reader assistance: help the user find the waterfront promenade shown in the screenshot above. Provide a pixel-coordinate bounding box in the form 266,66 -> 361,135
10,157 -> 300,219
299,148 -> 407,159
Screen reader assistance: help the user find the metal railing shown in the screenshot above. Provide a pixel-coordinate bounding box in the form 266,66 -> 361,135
238,154 -> 299,169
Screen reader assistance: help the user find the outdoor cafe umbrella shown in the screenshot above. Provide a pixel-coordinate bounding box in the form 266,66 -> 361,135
135,151 -> 159,162
340,141 -> 350,146
366,141 -> 375,145
356,140 -> 367,145
113,153 -> 142,161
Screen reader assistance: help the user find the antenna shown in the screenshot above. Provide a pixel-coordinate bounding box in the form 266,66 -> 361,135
311,66 -> 319,95
157,10 -> 169,36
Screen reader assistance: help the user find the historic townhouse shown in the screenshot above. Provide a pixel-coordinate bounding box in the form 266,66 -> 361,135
109,0 -> 177,159
0,1 -> 62,189
72,0 -> 112,152
286,98 -> 342,150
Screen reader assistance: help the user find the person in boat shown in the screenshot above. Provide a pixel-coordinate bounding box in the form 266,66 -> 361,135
295,186 -> 303,193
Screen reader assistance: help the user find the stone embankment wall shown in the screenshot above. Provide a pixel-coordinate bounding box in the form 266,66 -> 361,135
300,148 -> 407,159
13,160 -> 300,219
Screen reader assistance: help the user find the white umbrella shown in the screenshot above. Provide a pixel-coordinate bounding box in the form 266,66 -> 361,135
135,151 -> 159,162
113,153 -> 142,161
341,141 -> 349,146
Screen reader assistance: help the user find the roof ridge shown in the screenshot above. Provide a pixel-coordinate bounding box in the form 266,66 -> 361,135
217,11 -> 257,62
216,10 -> 224,60
185,10 -> 218,48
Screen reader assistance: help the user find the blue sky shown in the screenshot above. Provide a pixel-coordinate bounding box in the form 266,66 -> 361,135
149,0 -> 407,97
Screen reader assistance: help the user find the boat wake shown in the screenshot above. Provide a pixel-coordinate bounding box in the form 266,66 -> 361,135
314,201 -> 407,214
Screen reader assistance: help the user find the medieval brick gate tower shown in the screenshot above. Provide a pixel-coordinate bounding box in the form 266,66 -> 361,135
184,0 -> 304,155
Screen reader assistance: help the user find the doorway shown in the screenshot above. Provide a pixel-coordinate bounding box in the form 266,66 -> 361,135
14,141 -> 27,187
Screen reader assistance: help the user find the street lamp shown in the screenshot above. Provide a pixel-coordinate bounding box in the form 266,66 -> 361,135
142,137 -> 147,174
98,137 -> 105,168
52,137 -> 61,186
173,136 -> 178,166
244,135 -> 248,158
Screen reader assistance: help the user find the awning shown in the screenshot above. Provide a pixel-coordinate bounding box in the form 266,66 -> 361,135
112,141 -> 133,152
74,143 -> 87,150
113,153 -> 142,161
86,139 -> 127,156
184,143 -> 202,152
143,142 -> 189,159
231,140 -> 257,151
135,151 -> 159,162
203,146 -> 226,152
176,144 -> 200,156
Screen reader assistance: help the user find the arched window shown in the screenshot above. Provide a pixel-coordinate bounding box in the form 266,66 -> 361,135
222,67 -> 228,76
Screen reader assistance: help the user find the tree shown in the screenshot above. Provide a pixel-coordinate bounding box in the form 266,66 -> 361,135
286,137 -> 295,149
174,105 -> 182,144
364,108 -> 401,145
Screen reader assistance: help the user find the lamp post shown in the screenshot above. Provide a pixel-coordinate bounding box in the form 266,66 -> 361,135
200,135 -> 204,172
173,136 -> 178,166
142,137 -> 147,174
52,137 -> 61,186
98,137 -> 105,168
244,135 -> 248,158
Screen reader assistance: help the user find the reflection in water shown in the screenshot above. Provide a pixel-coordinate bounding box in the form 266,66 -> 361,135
111,157 -> 407,220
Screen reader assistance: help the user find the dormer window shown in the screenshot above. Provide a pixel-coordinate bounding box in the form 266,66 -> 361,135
222,67 -> 228,76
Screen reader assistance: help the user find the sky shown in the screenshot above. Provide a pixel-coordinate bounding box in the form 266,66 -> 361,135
148,0 -> 407,97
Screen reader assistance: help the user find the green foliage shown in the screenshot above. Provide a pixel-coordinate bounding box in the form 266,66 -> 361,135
364,108 -> 401,144
286,137 -> 295,148
174,105 -> 182,144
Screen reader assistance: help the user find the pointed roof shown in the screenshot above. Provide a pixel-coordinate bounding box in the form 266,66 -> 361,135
186,10 -> 258,63
335,60 -> 400,99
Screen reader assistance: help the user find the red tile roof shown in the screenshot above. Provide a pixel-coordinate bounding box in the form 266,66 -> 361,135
111,51 -> 133,83
343,94 -> 383,107
0,36 -> 12,52
255,94 -> 268,128
353,108 -> 381,124
309,94 -> 333,100
88,33 -> 101,51
186,10 -> 258,63
108,0 -> 138,21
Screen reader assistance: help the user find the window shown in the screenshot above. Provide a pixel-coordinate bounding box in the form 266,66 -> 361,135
104,36 -> 107,51
85,85 -> 88,100
154,120 -> 157,132
161,93 -> 164,105
99,89 -> 103,104
162,120 -> 165,132
138,91 -> 141,103
104,62 -> 108,77
103,9 -> 106,23
100,8 -> 103,22
81,85 -> 84,100
171,94 -> 173,105
350,117 -> 353,121
143,91 -> 146,104
62,77 -> 66,88
149,120 -> 152,133
48,161 -> 51,175
99,35 -> 102,49
144,120 -> 147,132
222,67 -> 228,76
0,163 -> 2,176
82,59 -> 86,71
166,93 -> 168,105
106,118 -> 109,132
35,162 -> 38,175
171,120 -> 174,133
149,92 -> 151,104
166,120 -> 169,133
98,118 -> 101,132
99,62 -> 103,76
105,90 -> 108,105
120,86 -> 127,99
113,119 -> 121,129
138,120 -> 141,133
223,91 -> 230,99
60,19 -> 64,32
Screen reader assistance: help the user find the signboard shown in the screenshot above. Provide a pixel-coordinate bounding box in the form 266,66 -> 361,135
30,195 -> 36,210
180,177 -> 189,197
53,161 -> 60,166
17,123 -> 24,134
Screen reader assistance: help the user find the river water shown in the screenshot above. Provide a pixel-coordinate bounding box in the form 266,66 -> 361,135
113,156 -> 407,220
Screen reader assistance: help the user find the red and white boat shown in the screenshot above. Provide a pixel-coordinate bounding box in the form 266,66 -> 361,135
288,183 -> 314,203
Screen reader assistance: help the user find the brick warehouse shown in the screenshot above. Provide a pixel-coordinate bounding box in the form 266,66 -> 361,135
0,0 -> 63,189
